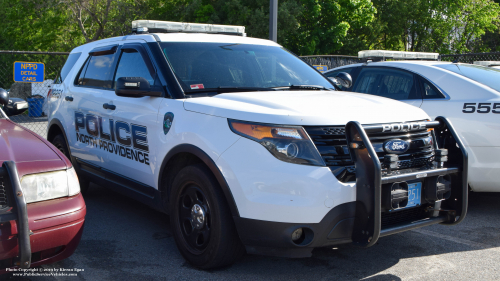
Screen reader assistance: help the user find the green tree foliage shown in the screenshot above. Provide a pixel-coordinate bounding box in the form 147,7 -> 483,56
479,29 -> 500,52
1,0 -> 499,55
63,0 -> 152,42
0,0 -> 376,56
450,0 -> 500,52
0,0 -> 151,51
290,0 -> 376,55
149,0 -> 307,53
341,0 -> 500,55
434,0 -> 500,53
0,0 -> 83,51
480,0 -> 500,52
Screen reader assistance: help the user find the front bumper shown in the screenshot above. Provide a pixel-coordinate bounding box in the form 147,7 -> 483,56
227,117 -> 467,257
0,162 -> 86,272
234,202 -> 356,257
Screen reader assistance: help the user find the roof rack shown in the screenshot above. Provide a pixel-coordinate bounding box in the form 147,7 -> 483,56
358,50 -> 439,62
131,20 -> 246,36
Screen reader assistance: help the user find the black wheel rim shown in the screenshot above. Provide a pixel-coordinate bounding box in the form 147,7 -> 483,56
178,184 -> 211,254
54,141 -> 67,157
55,144 -> 64,154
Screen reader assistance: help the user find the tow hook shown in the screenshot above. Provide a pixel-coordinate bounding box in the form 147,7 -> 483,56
424,207 -> 457,221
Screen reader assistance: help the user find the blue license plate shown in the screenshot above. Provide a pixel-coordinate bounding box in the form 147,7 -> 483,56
406,182 -> 422,208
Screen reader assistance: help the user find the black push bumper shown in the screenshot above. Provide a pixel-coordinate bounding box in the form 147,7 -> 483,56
345,116 -> 467,247
0,161 -> 32,268
235,117 -> 468,257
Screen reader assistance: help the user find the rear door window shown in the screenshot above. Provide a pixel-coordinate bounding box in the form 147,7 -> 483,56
352,67 -> 421,100
419,79 -> 445,99
75,58 -> 90,86
54,52 -> 81,84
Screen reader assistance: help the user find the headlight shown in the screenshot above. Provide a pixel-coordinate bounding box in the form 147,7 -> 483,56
20,167 -> 80,203
228,120 -> 325,166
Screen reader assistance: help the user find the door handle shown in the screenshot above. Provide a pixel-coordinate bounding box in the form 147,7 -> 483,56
103,103 -> 116,110
64,96 -> 73,101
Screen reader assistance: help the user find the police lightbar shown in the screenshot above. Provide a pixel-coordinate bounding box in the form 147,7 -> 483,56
132,20 -> 246,36
474,61 -> 500,68
358,50 -> 439,60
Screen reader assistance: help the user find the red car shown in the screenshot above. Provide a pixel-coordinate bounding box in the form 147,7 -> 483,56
0,89 -> 85,272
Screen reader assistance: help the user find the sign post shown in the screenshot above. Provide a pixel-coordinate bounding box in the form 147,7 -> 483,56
13,62 -> 45,83
269,0 -> 278,42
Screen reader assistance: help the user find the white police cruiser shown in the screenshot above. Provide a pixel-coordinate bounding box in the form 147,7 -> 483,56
47,21 -> 468,269
325,50 -> 500,192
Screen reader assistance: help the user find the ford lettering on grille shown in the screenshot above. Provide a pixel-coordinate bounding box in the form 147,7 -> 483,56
384,139 -> 410,154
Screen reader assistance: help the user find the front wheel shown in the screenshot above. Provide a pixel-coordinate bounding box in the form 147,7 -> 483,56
170,164 -> 244,269
51,134 -> 90,194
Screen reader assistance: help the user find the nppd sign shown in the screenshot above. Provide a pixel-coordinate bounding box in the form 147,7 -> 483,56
313,65 -> 328,73
13,61 -> 45,83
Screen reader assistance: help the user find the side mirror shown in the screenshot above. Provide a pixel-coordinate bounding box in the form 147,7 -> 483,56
5,98 -> 28,116
328,72 -> 353,89
335,72 -> 353,89
115,77 -> 162,97
0,88 -> 9,107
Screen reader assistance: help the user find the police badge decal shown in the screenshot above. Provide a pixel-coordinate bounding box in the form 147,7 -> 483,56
163,112 -> 174,135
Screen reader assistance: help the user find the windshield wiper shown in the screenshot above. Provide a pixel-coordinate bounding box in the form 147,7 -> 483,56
186,86 -> 276,94
272,85 -> 334,91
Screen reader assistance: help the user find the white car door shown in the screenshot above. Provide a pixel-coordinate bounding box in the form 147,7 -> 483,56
104,42 -> 163,189
67,44 -> 120,169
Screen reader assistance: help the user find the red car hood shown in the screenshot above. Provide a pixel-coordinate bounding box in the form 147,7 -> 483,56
0,119 -> 70,178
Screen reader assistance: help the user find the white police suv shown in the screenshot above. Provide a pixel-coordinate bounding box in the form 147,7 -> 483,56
47,21 -> 468,269
325,50 -> 500,192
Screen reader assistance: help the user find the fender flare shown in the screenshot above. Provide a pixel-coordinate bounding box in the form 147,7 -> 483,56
158,144 -> 240,218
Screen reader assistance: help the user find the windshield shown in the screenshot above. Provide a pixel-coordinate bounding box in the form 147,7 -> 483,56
161,42 -> 334,93
436,64 -> 500,93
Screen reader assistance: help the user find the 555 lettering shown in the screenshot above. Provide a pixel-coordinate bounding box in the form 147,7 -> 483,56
462,103 -> 500,114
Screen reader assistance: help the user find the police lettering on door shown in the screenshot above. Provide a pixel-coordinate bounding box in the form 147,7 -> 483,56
75,112 -> 150,165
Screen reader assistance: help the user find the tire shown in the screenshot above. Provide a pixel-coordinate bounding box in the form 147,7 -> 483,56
170,164 -> 245,269
51,134 -> 90,194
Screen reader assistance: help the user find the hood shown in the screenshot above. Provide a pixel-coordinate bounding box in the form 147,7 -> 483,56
183,91 -> 429,125
0,119 -> 69,177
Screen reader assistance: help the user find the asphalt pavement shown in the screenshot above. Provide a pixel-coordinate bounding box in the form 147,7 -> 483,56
3,185 -> 500,281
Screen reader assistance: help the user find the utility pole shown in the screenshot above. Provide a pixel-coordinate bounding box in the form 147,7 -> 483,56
269,0 -> 278,42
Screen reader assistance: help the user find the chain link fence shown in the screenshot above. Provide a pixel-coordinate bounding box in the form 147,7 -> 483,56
0,51 -> 69,138
300,55 -> 363,72
440,52 -> 500,66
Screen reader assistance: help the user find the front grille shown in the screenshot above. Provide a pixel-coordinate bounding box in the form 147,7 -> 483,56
381,205 -> 431,229
0,176 -> 10,209
304,124 -> 434,182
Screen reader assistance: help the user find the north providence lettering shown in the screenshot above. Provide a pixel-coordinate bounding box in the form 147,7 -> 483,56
75,112 -> 150,165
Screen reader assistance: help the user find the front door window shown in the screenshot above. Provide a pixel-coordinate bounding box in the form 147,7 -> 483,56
353,68 -> 421,101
